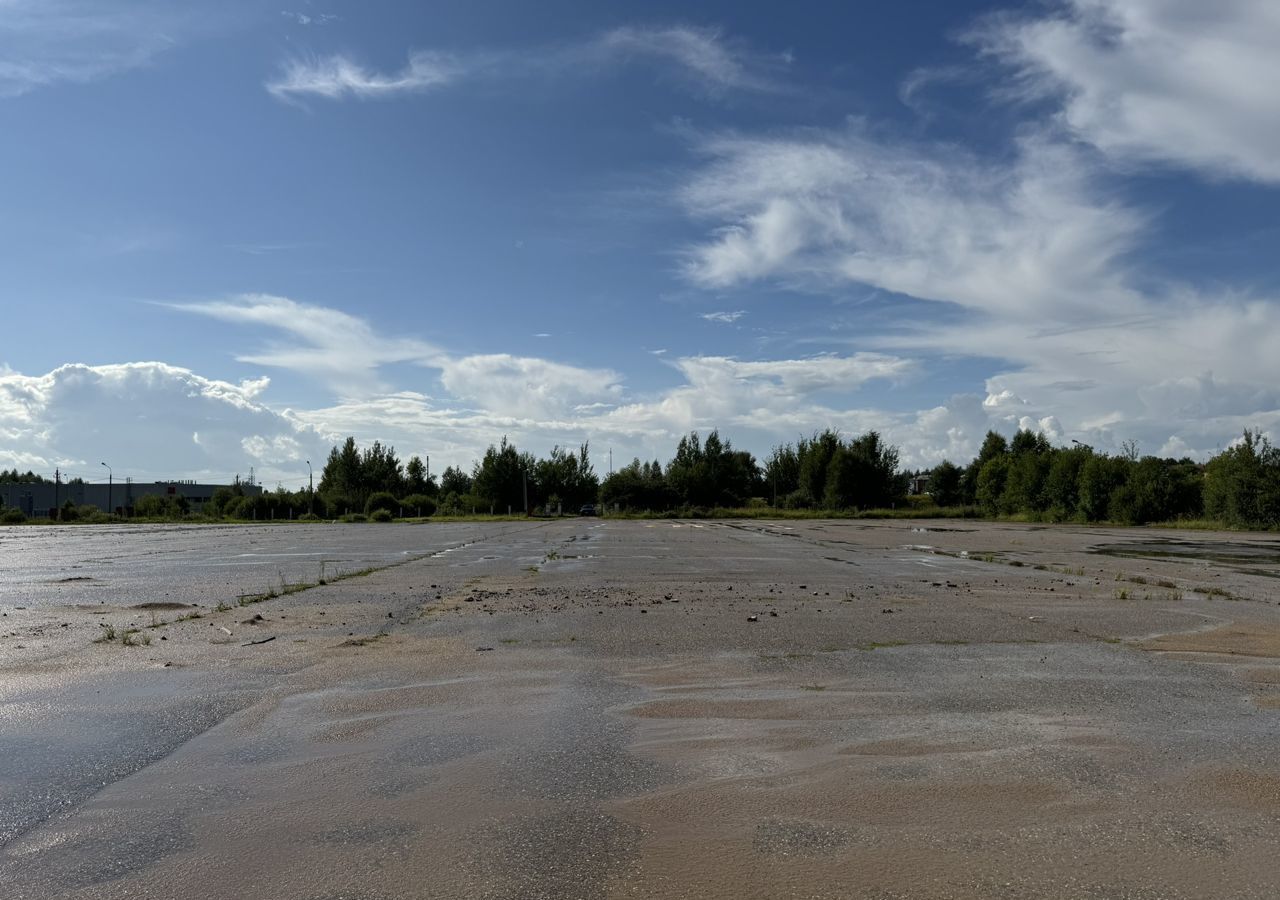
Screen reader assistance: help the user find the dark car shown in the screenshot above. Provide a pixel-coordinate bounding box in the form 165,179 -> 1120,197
579,504 -> 596,516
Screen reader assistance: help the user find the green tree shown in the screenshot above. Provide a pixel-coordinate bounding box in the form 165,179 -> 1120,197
440,465 -> 472,496
962,431 -> 1009,503
1077,454 -> 1128,522
975,456 -> 1010,516
404,456 -> 436,496
473,437 -> 529,513
365,491 -> 399,516
1043,446 -> 1089,519
1204,430 -> 1280,527
928,460 -> 963,507
764,444 -> 800,505
535,443 -> 599,511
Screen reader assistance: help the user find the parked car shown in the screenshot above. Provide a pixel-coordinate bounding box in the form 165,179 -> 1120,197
579,504 -> 596,516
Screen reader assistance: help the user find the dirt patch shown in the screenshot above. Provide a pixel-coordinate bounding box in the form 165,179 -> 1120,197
1241,666 -> 1280,684
1137,624 -> 1280,659
625,695 -> 882,721
1190,770 -> 1280,811
838,738 -> 994,757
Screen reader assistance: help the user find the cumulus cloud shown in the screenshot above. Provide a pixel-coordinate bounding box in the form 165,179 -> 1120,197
436,354 -> 624,420
597,353 -> 912,441
266,51 -> 462,102
972,0 -> 1280,183
0,362 -> 328,484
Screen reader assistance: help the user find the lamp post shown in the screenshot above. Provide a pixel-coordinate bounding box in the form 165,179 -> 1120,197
306,460 -> 313,517
100,462 -> 112,517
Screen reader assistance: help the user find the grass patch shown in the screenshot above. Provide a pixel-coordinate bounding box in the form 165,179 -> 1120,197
339,633 -> 387,648
105,628 -> 150,647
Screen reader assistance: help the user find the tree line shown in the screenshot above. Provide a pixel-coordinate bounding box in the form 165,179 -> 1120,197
4,427 -> 1280,529
920,428 -> 1280,529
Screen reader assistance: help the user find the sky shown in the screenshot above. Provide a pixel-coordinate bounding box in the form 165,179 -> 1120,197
2,0 -> 1280,492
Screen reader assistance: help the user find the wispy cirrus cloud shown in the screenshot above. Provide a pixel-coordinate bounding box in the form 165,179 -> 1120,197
266,24 -> 789,103
594,25 -> 789,93
266,51 -> 463,102
971,0 -> 1280,183
168,294 -> 438,394
700,310 -> 746,324
675,113 -> 1280,460
0,0 -> 192,97
681,127 -> 1145,321
281,10 -> 338,27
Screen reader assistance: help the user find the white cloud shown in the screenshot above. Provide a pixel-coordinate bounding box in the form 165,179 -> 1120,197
682,128 -> 1145,320
700,310 -> 746,323
676,115 -> 1280,463
973,0 -> 1280,182
436,354 -> 624,420
281,10 -> 338,27
266,51 -> 462,102
594,25 -> 787,92
0,0 -> 190,97
170,295 -> 437,395
0,362 -> 327,484
597,353 -> 913,440
266,24 -> 787,103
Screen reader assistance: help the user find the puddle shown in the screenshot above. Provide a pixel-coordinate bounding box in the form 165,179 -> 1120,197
1093,540 -> 1280,567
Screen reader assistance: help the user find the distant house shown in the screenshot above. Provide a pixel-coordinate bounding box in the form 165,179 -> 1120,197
0,481 -> 262,518
909,474 -> 931,495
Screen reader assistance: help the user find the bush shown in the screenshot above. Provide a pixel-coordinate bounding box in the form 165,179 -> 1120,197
297,512 -> 322,522
133,494 -> 189,519
1,507 -> 26,524
340,512 -> 368,523
399,494 -> 437,517
365,491 -> 399,516
370,509 -> 393,522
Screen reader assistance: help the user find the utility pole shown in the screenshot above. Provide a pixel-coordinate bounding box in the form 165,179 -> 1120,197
306,460 -> 313,516
522,467 -> 529,516
608,448 -> 613,477
101,462 -> 112,517
54,468 -> 60,519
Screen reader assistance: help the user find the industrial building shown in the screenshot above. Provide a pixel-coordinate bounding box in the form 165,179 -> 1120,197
0,480 -> 263,518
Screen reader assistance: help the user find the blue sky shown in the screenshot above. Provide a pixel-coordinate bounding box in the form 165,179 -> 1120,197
3,0 -> 1280,490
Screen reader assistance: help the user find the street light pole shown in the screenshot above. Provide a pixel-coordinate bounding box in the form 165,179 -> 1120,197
306,460 -> 313,516
100,462 -> 112,517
